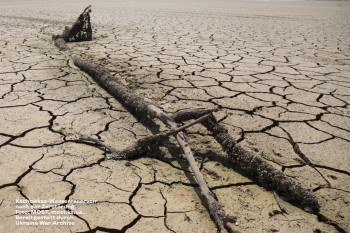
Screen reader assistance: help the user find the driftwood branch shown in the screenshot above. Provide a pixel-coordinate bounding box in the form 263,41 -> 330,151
200,115 -> 320,212
72,56 -> 236,226
79,113 -> 213,160
169,110 -> 320,212
166,109 -> 320,211
72,55 -> 171,121
53,5 -> 92,50
168,109 -> 320,212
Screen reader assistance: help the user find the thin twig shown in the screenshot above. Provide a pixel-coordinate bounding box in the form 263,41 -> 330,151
78,136 -> 118,158
273,191 -> 289,214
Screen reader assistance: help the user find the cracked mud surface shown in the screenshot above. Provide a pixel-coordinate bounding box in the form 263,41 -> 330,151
0,0 -> 349,232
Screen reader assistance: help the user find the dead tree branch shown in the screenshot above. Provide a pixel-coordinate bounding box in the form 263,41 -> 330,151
169,110 -> 320,212
171,108 -> 219,122
72,55 -> 236,226
53,5 -> 92,50
79,113 -> 212,160
200,115 -> 320,212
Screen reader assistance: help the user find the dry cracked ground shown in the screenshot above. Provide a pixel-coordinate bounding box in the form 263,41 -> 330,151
0,0 -> 349,232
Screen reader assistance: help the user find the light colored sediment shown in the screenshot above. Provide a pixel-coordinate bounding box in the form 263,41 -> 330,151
0,0 -> 349,232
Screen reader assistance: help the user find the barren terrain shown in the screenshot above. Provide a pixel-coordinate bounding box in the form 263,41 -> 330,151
0,0 -> 349,232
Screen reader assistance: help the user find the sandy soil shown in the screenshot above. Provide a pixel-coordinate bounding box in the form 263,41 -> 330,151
0,0 -> 349,232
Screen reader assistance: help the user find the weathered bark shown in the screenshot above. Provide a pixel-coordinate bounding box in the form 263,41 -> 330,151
200,115 -> 320,212
170,109 -> 320,211
53,5 -> 92,50
72,56 -> 236,226
73,55 -> 169,121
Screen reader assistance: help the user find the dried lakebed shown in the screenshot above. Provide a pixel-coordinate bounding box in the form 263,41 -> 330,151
0,0 -> 349,232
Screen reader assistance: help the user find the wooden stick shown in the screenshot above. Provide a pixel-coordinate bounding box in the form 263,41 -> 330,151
171,108 -> 219,122
79,113 -> 212,160
273,191 -> 289,214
